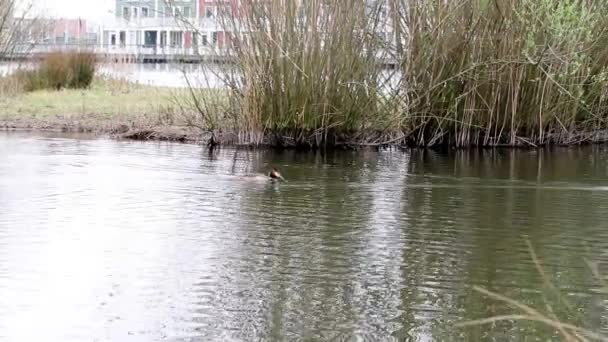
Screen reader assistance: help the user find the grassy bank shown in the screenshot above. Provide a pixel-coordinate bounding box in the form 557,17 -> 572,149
0,78 -> 168,117
0,51 -> 211,142
0,76 -> 207,141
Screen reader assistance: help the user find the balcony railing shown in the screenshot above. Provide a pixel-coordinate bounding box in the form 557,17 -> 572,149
101,17 -> 224,30
10,43 -> 234,58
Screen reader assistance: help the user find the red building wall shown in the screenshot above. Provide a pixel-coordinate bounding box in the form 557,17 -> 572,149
199,0 -> 240,18
198,0 -> 239,48
51,19 -> 87,40
185,31 -> 193,48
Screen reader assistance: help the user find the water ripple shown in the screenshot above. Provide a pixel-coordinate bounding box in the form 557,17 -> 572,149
1,132 -> 608,341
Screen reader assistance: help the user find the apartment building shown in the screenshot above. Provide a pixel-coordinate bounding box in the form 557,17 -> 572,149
14,18 -> 96,46
100,0 -> 234,57
98,0 -> 395,60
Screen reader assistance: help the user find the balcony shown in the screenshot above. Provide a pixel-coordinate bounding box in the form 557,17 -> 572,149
101,17 -> 224,31
10,42 -> 235,61
97,43 -> 234,57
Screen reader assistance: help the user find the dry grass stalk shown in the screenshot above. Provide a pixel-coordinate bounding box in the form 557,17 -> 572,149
11,51 -> 97,91
174,0 -> 608,148
456,237 -> 608,342
176,0 -> 399,147
400,0 -> 608,147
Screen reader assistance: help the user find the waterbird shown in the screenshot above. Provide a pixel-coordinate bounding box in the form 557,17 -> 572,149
269,167 -> 286,181
242,167 -> 287,182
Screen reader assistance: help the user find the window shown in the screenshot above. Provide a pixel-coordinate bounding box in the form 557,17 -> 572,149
133,7 -> 139,18
119,31 -> 126,47
201,34 -> 208,46
212,32 -> 218,45
129,31 -> 136,46
218,6 -> 231,18
122,6 -> 130,19
205,6 -> 216,18
141,7 -> 149,17
183,6 -> 191,17
160,31 -> 167,47
170,31 -> 183,47
144,31 -> 156,46
173,7 -> 181,17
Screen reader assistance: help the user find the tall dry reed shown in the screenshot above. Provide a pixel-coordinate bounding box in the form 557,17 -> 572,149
457,238 -> 608,341
183,0 -> 397,147
180,0 -> 608,148
399,0 -> 608,146
15,51 -> 97,91
68,51 -> 96,89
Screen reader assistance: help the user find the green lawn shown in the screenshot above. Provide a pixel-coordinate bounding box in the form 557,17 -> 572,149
0,78 -> 185,120
0,76 -> 236,135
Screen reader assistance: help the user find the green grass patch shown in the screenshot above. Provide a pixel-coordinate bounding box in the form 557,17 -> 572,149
0,77 -> 183,119
0,74 -> 230,136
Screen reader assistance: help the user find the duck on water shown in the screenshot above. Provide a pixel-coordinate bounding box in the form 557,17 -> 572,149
242,168 -> 287,182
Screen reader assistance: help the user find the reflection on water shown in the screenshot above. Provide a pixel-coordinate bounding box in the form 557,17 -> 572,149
1,131 -> 608,341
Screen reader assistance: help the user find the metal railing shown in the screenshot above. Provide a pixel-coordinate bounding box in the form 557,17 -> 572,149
10,43 -> 233,58
100,17 -> 223,30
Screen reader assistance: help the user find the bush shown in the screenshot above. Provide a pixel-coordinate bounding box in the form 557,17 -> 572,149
17,51 -> 97,92
68,51 -> 96,89
13,69 -> 45,92
42,52 -> 71,90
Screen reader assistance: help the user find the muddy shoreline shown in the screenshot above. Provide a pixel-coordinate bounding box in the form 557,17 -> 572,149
0,119 -> 394,150
5,116 -> 608,150
1,118 -> 202,142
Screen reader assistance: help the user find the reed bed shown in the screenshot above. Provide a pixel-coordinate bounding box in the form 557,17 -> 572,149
401,0 -> 608,147
13,51 -> 97,92
187,0 -> 396,147
182,0 -> 608,148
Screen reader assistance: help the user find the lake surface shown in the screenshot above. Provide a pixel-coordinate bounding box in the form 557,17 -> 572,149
1,131 -> 608,341
97,63 -> 228,88
0,62 -> 226,88
1,62 -> 400,91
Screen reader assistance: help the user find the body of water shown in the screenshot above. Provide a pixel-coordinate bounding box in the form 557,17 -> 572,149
97,63 -> 228,88
0,62 -> 28,77
1,131 -> 607,341
0,62 -> 226,88
1,62 -> 400,91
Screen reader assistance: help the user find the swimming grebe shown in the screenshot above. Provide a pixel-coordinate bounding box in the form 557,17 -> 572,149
268,167 -> 286,181
242,167 -> 286,182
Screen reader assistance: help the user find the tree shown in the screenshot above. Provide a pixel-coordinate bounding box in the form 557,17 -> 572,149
0,0 -> 35,59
